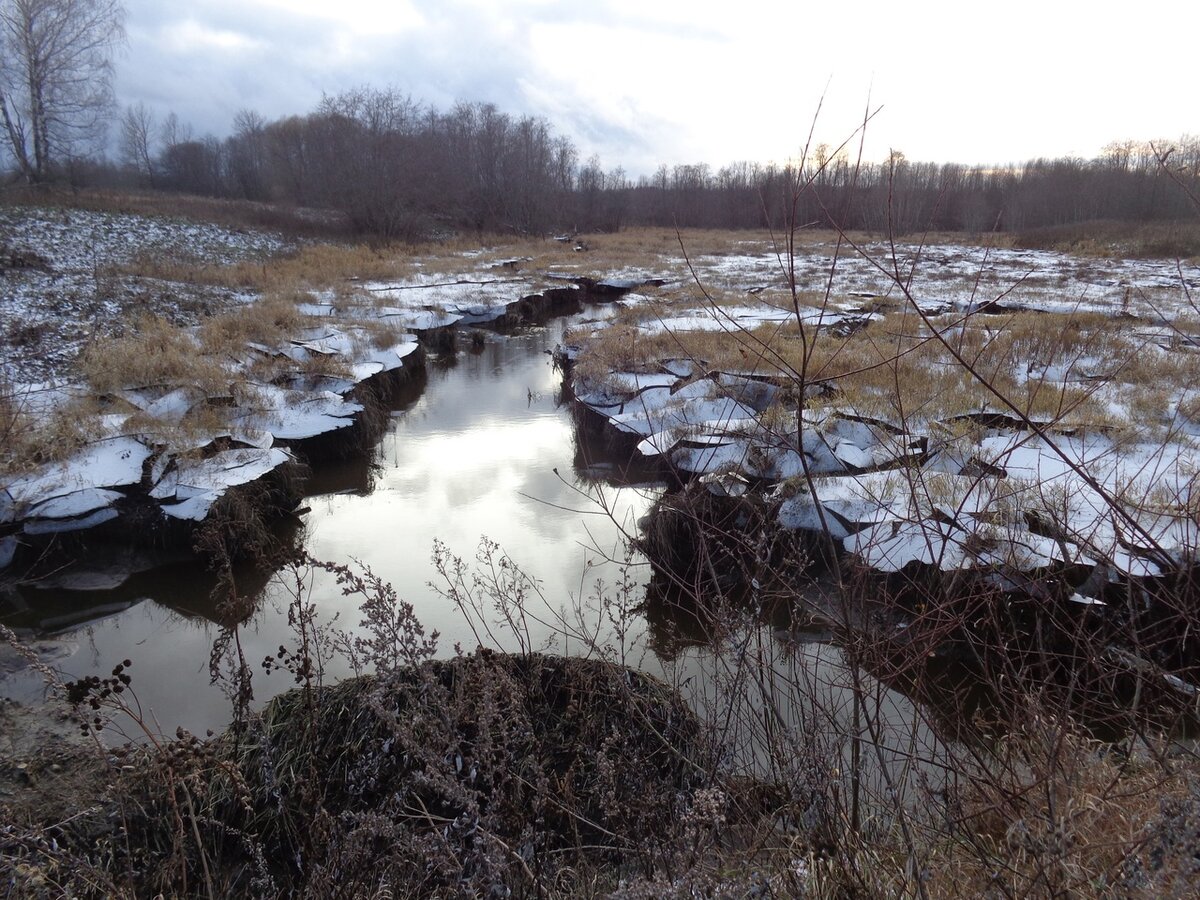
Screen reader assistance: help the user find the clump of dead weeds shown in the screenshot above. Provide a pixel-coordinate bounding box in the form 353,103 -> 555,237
2,652 -> 714,898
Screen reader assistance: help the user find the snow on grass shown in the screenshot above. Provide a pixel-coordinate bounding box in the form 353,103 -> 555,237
0,205 -> 293,384
363,267 -> 580,326
569,238 -> 1200,579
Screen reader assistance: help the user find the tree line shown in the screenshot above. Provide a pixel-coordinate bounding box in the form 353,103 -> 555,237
115,91 -> 588,239
109,92 -> 1200,239
0,0 -> 1195,239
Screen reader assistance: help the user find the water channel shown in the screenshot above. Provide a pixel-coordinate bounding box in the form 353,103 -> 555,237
2,308 -> 940,788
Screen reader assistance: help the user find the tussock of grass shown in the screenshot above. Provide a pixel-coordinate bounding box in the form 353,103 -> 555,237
24,653 -> 710,897
80,315 -> 230,396
0,391 -> 106,476
198,293 -> 307,351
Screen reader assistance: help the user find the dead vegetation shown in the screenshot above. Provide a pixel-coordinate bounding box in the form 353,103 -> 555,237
7,544 -> 1200,898
569,295 -> 1200,446
1013,220 -> 1200,261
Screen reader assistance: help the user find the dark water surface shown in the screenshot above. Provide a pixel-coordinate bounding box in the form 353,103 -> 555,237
2,313 -> 944,800
1,317 -> 656,737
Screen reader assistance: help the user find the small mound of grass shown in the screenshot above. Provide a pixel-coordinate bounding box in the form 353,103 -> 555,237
46,653 -> 712,897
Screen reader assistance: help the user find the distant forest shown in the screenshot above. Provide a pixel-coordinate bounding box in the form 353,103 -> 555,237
77,88 -> 1200,239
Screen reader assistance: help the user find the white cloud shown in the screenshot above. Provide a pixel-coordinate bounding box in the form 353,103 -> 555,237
160,19 -> 264,53
116,0 -> 1200,176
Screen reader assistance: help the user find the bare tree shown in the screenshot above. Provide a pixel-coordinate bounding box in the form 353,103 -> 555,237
158,110 -> 190,153
0,0 -> 125,183
227,108 -> 267,200
118,100 -> 154,186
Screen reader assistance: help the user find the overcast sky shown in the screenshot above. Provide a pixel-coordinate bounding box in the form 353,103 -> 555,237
118,0 -> 1199,177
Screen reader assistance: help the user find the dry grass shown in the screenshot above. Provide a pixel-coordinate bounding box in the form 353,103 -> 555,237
1013,220 -> 1200,261
570,298 -> 1197,441
79,314 -> 230,396
923,723 -> 1192,898
0,390 -> 106,476
197,292 -> 308,352
116,242 -> 417,294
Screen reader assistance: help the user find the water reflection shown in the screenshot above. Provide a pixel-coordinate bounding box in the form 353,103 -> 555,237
1,315 -> 658,738
2,307 -> 984,785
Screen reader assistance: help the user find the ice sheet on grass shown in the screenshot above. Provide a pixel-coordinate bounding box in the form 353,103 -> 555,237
849,513 -> 1090,574
975,432 -> 1200,565
610,393 -> 759,439
0,535 -> 18,569
638,424 -> 755,457
671,441 -> 751,475
27,488 -> 123,520
118,386 -> 207,423
5,437 -> 152,510
778,471 -> 910,539
151,448 -> 292,520
350,338 -> 420,383
366,277 -> 549,326
387,308 -> 462,330
637,304 -> 878,336
160,492 -> 223,521
280,327 -> 418,384
574,372 -> 678,412
24,507 -> 119,535
230,383 -> 363,441
844,519 -> 974,572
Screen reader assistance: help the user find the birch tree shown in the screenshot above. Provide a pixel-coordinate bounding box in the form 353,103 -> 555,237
0,0 -> 125,182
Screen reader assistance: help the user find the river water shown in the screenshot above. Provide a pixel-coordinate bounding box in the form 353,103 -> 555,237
1,314 -> 658,737
2,310 -> 946,800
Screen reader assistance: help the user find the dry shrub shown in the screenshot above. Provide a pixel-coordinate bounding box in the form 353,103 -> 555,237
930,718 -> 1192,898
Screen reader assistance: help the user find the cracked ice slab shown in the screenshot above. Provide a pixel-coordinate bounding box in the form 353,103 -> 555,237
4,436 -> 152,511
152,448 -> 293,521
229,383 -> 364,441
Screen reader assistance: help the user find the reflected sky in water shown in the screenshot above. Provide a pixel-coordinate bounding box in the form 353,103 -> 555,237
2,313 -> 945,791
2,317 -> 657,738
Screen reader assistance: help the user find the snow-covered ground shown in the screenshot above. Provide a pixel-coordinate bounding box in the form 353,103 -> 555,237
0,206 -> 426,565
0,205 -> 291,383
666,239 -> 1199,316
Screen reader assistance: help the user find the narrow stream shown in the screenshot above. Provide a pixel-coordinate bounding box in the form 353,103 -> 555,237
2,311 -> 945,798
1,315 -> 654,737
